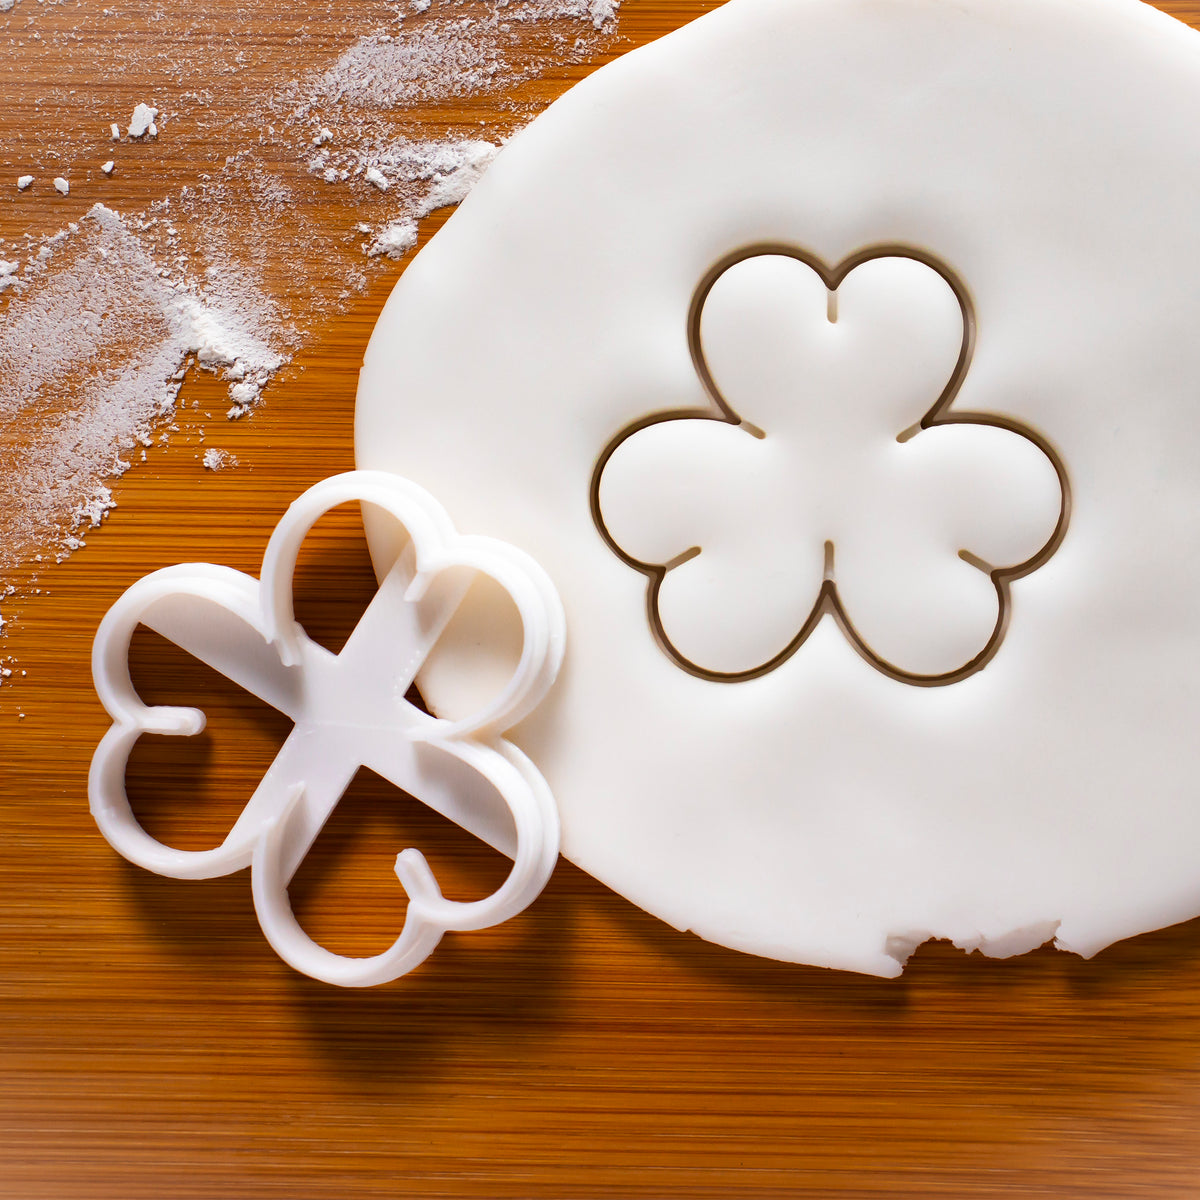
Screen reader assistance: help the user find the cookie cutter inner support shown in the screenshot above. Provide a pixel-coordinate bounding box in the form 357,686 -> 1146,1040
88,471 -> 565,987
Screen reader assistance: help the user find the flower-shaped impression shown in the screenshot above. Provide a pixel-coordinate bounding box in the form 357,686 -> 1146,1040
90,471 -> 565,986
593,247 -> 1069,683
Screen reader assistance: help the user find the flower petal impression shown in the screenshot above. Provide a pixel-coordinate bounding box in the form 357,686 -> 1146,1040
594,249 -> 1068,684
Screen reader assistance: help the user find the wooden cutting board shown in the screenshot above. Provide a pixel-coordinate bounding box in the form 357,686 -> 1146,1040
4,2 -> 1200,1196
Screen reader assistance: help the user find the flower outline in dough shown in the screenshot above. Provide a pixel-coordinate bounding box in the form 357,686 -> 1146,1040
590,245 -> 1071,686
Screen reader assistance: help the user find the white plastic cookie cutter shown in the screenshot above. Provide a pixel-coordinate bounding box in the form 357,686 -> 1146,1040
89,471 -> 566,987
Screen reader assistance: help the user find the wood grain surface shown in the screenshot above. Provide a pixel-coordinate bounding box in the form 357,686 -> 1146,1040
6,2 -> 1200,1196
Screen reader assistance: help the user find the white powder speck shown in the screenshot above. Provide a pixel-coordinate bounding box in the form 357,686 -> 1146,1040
128,104 -> 159,138
228,380 -> 259,408
367,219 -> 417,259
17,175 -> 33,191
202,448 -> 237,471
364,167 -> 389,191
53,177 -> 69,195
314,127 -> 333,145
74,485 -> 116,529
110,123 -> 120,140
415,140 -> 499,215
102,161 -> 114,175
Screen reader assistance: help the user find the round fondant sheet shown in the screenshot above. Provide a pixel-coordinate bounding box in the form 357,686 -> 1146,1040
357,0 -> 1200,976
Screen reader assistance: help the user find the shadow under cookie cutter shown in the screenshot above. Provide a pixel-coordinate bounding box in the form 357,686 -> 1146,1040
89,470 -> 566,987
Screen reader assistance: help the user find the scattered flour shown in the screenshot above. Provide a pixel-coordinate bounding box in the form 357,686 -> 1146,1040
297,0 -> 619,119
0,0 -> 622,651
0,205 -> 281,570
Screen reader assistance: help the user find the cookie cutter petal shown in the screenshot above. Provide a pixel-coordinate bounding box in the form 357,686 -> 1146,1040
90,563 -> 276,879
252,738 -> 559,988
260,470 -> 566,738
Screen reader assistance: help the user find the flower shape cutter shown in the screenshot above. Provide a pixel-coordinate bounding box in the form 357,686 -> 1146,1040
592,246 -> 1070,684
90,471 -> 565,986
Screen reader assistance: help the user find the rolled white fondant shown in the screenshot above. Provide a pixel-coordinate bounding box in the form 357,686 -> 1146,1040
357,0 -> 1200,976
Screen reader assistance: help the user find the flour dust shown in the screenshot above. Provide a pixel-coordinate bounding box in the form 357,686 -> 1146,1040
0,0 -> 621,648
